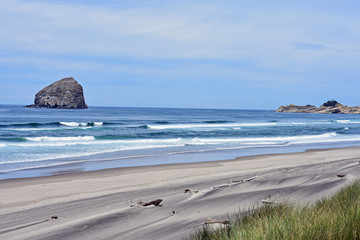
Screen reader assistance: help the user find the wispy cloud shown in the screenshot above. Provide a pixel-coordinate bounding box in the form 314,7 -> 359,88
0,0 -> 358,62
0,0 -> 360,107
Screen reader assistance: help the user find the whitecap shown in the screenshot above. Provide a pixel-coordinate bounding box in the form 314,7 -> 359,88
173,132 -> 345,146
59,121 -> 103,127
26,136 -> 95,142
336,120 -> 360,124
60,122 -> 80,127
147,122 -> 276,130
336,120 -> 351,124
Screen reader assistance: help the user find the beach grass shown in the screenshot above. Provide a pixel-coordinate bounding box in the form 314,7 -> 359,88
190,180 -> 360,240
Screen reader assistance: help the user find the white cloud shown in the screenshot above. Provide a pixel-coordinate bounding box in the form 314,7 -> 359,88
0,0 -> 358,61
0,0 -> 359,86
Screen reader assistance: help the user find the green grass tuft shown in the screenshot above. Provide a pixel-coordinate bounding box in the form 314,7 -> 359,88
190,181 -> 360,240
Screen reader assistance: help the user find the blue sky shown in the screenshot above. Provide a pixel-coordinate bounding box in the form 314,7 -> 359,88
0,0 -> 359,109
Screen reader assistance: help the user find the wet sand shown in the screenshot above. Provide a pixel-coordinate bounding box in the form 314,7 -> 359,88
1,147 -> 360,240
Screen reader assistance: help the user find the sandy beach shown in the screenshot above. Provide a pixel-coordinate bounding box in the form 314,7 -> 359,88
1,146 -> 360,240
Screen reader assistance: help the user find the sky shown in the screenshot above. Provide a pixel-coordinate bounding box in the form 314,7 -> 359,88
0,0 -> 359,109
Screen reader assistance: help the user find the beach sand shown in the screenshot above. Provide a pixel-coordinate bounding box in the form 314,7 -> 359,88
1,147 -> 360,240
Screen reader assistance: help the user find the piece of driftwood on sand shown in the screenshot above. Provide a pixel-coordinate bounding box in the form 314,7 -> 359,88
137,199 -> 163,207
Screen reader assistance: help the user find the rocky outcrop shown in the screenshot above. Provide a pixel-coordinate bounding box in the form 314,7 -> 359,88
26,77 -> 87,109
276,100 -> 360,114
276,104 -> 317,113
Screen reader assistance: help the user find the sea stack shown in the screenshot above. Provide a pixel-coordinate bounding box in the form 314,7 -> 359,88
26,77 -> 88,109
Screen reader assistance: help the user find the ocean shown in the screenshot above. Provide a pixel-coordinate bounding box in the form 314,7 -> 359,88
1,104 -> 360,179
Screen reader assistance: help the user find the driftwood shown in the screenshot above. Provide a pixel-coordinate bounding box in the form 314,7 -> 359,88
261,199 -> 275,204
336,174 -> 346,178
244,176 -> 257,182
137,199 -> 163,207
213,184 -> 229,189
232,176 -> 257,183
184,189 -> 199,193
204,218 -> 229,225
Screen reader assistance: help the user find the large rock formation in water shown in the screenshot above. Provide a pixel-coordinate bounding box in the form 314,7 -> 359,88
276,100 -> 360,114
26,77 -> 87,109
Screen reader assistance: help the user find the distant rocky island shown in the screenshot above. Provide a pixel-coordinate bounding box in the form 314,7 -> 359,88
26,77 -> 87,109
276,100 -> 360,114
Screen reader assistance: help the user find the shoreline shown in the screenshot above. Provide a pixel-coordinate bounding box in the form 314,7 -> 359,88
3,141 -> 360,181
1,144 -> 358,182
1,146 -> 360,239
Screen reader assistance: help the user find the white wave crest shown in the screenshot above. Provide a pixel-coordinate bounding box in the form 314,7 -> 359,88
9,137 -> 184,148
147,122 -> 276,130
60,122 -> 104,127
60,122 -> 80,127
336,120 -> 360,124
176,132 -> 360,146
291,122 -> 306,125
12,132 -> 356,148
0,143 -> 6,147
336,120 -> 351,124
6,132 -> 360,157
26,136 -> 95,142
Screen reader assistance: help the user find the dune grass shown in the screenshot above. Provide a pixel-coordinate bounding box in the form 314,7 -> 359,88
190,181 -> 360,240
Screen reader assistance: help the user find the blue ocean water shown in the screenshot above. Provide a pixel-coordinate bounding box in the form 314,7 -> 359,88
1,104 -> 360,179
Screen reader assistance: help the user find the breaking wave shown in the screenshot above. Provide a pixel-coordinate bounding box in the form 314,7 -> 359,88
0,121 -> 105,129
1,132 -> 358,148
25,136 -> 96,142
59,122 -> 104,127
336,120 -> 360,124
147,122 -> 277,130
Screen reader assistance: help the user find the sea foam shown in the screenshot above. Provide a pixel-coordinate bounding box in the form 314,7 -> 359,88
336,120 -> 360,124
147,122 -> 277,130
336,120 -> 351,124
26,136 -> 96,142
60,122 -> 104,127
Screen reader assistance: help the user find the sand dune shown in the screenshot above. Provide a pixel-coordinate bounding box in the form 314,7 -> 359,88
1,147 -> 360,240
